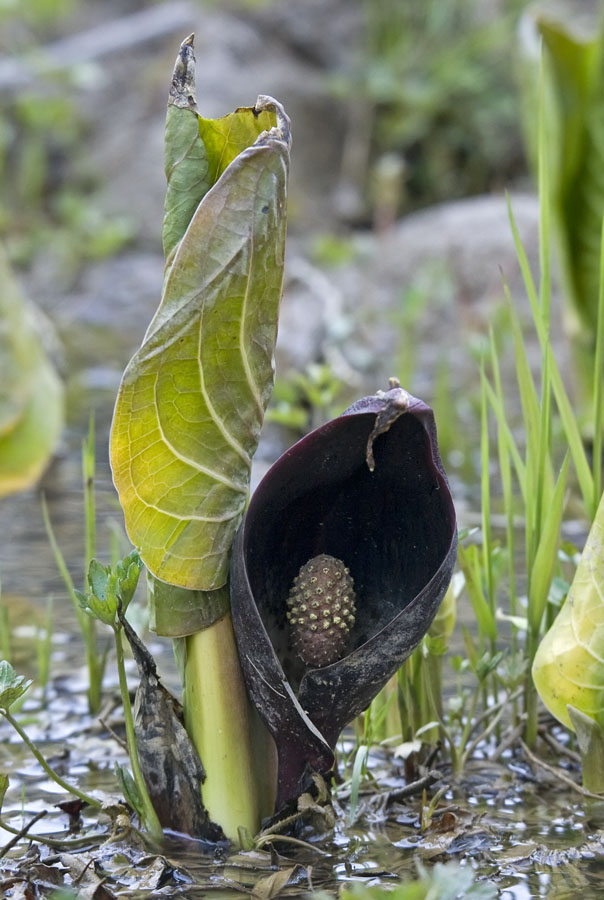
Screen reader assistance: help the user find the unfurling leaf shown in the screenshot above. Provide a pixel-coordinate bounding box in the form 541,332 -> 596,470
111,35 -> 291,593
79,552 -> 143,626
532,489 -> 604,729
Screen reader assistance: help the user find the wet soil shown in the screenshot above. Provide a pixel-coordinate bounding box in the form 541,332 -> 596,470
3,674 -> 604,900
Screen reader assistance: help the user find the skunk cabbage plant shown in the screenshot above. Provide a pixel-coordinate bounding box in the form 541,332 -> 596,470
231,383 -> 457,805
110,35 -> 457,839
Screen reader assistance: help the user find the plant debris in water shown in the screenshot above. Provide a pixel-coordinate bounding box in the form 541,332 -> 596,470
3,670 -> 604,897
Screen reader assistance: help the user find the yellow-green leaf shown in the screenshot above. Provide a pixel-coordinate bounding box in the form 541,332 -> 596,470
162,35 -> 276,270
0,250 -> 63,497
198,107 -> 276,187
532,489 -> 604,729
110,99 -> 290,591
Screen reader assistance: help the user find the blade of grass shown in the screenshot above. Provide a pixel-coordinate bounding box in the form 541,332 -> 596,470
525,451 -> 569,746
82,415 -> 96,578
504,288 -> 553,572
528,452 -> 570,636
488,330 -> 518,639
42,497 -> 103,714
36,598 -> 53,705
482,376 -> 526,499
538,49 -> 552,331
480,364 -> 495,618
347,744 -> 369,826
457,544 -> 497,645
508,197 -> 594,516
535,64 -> 555,552
592,214 -> 604,507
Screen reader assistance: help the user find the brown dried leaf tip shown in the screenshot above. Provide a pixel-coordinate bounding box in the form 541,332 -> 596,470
286,554 -> 356,667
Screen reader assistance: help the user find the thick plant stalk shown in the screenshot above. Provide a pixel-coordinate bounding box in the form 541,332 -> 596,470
184,614 -> 271,839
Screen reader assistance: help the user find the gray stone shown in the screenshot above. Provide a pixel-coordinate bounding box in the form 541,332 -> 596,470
295,192 -> 565,399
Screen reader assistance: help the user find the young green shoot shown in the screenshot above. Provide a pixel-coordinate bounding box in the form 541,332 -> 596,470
78,552 -> 162,839
82,415 -> 96,579
508,197 -> 594,516
488,328 -> 518,648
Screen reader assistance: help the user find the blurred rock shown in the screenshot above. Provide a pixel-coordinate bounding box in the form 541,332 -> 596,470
294,192 -> 563,400
64,2 -> 350,243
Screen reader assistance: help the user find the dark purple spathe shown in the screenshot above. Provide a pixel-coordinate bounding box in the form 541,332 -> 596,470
230,386 -> 457,808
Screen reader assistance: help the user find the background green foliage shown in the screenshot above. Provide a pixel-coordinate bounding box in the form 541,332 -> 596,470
332,0 -> 529,219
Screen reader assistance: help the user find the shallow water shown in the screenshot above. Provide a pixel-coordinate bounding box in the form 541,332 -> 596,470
4,693 -> 604,899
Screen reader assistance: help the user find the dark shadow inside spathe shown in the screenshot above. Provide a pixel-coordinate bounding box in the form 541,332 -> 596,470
243,409 -> 453,691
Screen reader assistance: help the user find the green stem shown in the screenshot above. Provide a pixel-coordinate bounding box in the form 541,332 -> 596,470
0,578 -> 11,663
184,613 -> 269,841
524,629 -> 539,747
113,624 -> 162,839
82,415 -> 96,582
459,684 -> 481,757
3,710 -> 101,808
42,497 -> 102,714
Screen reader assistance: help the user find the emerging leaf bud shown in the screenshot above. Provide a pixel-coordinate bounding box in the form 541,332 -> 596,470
286,554 -> 356,667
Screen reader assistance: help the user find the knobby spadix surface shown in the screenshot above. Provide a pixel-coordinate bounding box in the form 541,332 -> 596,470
532,489 -> 604,729
110,38 -> 290,591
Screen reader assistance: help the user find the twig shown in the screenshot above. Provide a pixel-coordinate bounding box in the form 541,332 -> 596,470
376,769 -> 443,807
254,834 -> 331,855
424,743 -> 441,769
520,739 -> 604,800
538,726 -> 581,765
2,710 -> 101,809
0,810 -> 47,857
98,716 -> 128,752
0,814 -> 105,852
461,702 -> 508,768
466,687 -> 523,738
490,721 -> 525,761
